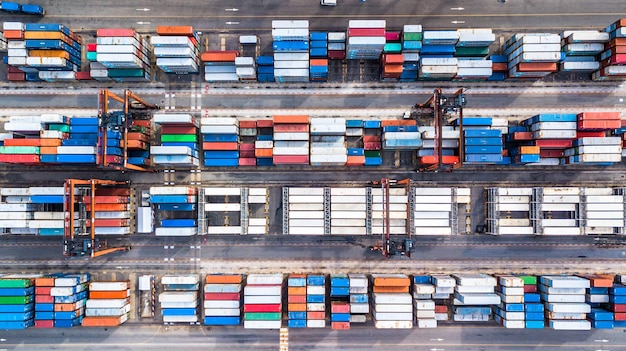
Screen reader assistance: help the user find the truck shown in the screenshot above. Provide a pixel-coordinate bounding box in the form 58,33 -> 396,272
0,2 -> 45,15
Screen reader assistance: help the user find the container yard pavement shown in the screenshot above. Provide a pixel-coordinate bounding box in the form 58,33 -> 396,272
37,0 -> 626,32
3,323 -> 626,351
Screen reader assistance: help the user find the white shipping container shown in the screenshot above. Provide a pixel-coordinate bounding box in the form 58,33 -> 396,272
204,308 -> 241,316
246,274 -> 283,286
289,211 -> 325,219
375,304 -> 413,313
549,320 -> 591,330
244,320 -> 282,329
87,299 -> 130,309
161,275 -> 199,285
163,315 -> 199,323
203,300 -> 239,309
373,312 -> 413,321
374,293 -> 412,304
374,320 -> 413,329
204,203 -> 241,212
350,303 -> 369,314
244,285 -> 281,296
89,282 -> 129,291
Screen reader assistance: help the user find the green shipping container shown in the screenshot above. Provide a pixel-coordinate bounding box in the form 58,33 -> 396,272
0,295 -> 33,304
108,69 -> 146,78
364,150 -> 381,158
86,52 -> 97,62
48,124 -> 70,132
0,279 -> 34,288
403,33 -> 423,41
244,312 -> 281,321
0,146 -> 40,154
161,134 -> 197,143
454,47 -> 490,57
383,43 -> 402,53
519,276 -> 537,285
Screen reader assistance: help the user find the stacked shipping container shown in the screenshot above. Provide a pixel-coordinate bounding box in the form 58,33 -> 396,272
371,274 -> 412,329
273,20 -> 310,83
503,33 -> 562,78
160,275 -> 200,324
287,274 -> 307,328
203,274 -> 243,326
243,274 -> 282,329
96,28 -> 151,82
346,20 -> 386,60
452,274 -> 499,322
35,274 -> 90,328
306,275 -> 326,328
273,115 -> 310,165
310,117 -> 346,166
82,281 -> 131,327
153,114 -> 200,167
0,275 -> 35,329
560,30 -> 607,72
493,276 -> 525,328
152,26 -> 200,74
201,117 -> 239,167
202,50 -> 239,82
149,186 -> 198,236
594,19 -> 626,80
540,275 -> 591,330
412,275 -> 437,328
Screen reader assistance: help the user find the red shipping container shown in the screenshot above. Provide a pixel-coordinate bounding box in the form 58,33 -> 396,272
239,151 -> 255,158
244,304 -> 281,313
204,293 -> 240,300
190,37 -> 198,47
81,196 -> 128,204
161,125 -> 197,134
385,31 -> 401,42
132,120 -> 151,128
288,295 -> 306,303
34,320 -> 54,328
239,121 -> 257,128
86,204 -> 130,211
331,322 -> 350,330
492,62 -> 508,72
96,188 -> 131,196
96,155 -> 122,164
7,66 -> 24,73
0,155 -> 39,163
611,304 -> 626,312
534,139 -> 573,149
87,43 -> 97,52
256,120 -> 273,128
272,155 -> 309,164
4,138 -> 41,147
75,71 -> 93,80
7,72 -> 26,81
539,149 -> 564,158
363,135 -> 381,142
608,54 -> 626,65
238,158 -> 256,166
577,120 -> 621,130
201,51 -> 238,62
381,120 -> 416,127
157,26 -> 195,36
348,28 -> 385,37
328,50 -> 346,60
273,124 -> 309,133
3,30 -> 24,39
35,295 -> 54,303
577,112 -> 621,120
307,311 -> 325,320
331,302 -> 350,313
364,142 -> 381,150
127,133 -> 150,142
87,219 -> 130,227
576,131 -> 606,138
512,132 -> 533,141
239,143 -> 255,150
97,28 -> 136,37
523,285 -> 538,293
434,305 -> 448,313
615,312 -> 626,321
516,62 -> 558,72
418,156 -> 459,165
273,115 -> 309,124
35,287 -> 52,295
202,142 -> 238,151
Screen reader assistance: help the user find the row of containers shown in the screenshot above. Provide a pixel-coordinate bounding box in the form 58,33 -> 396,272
3,112 -> 623,168
4,184 -> 626,237
3,273 -> 626,330
2,18 -> 626,82
0,273 -> 131,329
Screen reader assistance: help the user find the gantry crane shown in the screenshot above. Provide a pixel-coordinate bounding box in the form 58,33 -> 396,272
410,88 -> 467,172
63,178 -> 132,258
370,178 -> 414,258
98,89 -> 159,172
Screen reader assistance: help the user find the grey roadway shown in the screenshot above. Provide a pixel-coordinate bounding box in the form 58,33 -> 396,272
3,324 -> 626,351
26,0 -> 626,31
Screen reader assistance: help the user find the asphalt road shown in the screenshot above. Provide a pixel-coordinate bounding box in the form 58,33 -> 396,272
3,324 -> 626,351
24,0 -> 626,31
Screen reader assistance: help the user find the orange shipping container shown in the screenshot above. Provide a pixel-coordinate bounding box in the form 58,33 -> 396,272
346,156 -> 365,166
205,274 -> 242,284
517,146 -> 540,154
239,120 -> 257,128
201,51 -> 238,62
309,59 -> 328,66
288,303 -> 306,312
126,132 -> 150,142
273,115 -> 309,124
288,295 -> 306,303
3,30 -> 24,39
156,26 -> 195,36
39,139 -> 62,147
372,286 -> 409,293
28,50 -> 70,59
384,54 -> 404,64
35,277 -> 55,287
123,140 -> 148,150
85,203 -> 130,212
383,64 -> 403,74
307,311 -> 325,320
4,138 -> 41,147
418,156 -> 459,165
54,302 -> 78,312
202,142 -> 239,151
39,147 -> 58,154
371,275 -> 410,287
288,287 -> 306,295
380,120 -> 417,127
89,290 -> 130,299
578,111 -> 621,120
517,62 -> 558,72
82,316 -> 125,327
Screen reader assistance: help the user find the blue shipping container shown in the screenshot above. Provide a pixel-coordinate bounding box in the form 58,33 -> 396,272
307,275 -> 325,286
204,158 -> 239,167
204,316 -> 240,325
157,203 -> 196,211
160,219 -> 196,227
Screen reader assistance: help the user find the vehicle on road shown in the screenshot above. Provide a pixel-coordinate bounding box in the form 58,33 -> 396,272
0,1 -> 45,15
320,0 -> 337,6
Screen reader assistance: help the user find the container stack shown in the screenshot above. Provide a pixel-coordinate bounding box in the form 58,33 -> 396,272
329,274 -> 350,330
371,274 -> 413,329
503,33 -> 561,78
520,114 -> 576,166
363,120 -> 382,166
608,276 -> 626,328
419,57 -> 458,80
63,116 -> 105,164
563,112 -> 622,165
413,188 -> 454,236
430,275 -> 456,321
402,25 -> 423,54
84,186 -> 132,235
287,187 -> 324,235
82,281 -> 131,327
418,125 -> 460,167
400,52 -> 419,82
421,30 -> 458,57
456,29 -> 494,58
273,115 -> 310,165
540,275 -> 591,330
153,113 -> 200,167
452,274 -> 499,322
149,186 -> 198,236
519,275 -> 544,329
345,119 -> 365,166
96,28 -> 151,82
255,120 -> 274,166
0,275 -> 35,329
346,20 -> 386,60
20,23 -> 81,82
256,56 -> 275,82
309,58 -> 328,82
35,274 -> 90,328
152,26 -> 200,74
560,30 -> 607,72
0,115 -> 43,164
382,120 -> 421,150
306,274 -> 326,328
235,57 -> 256,82
329,187 -> 366,235
485,187 -> 534,235
582,274 -> 614,329
238,120 -> 257,166
534,187 -> 582,235
380,54 -> 403,81
372,186 -> 408,237
203,274 -> 243,326
493,275 -> 525,329
201,117 -> 239,167
126,117 -> 152,167
0,187 -> 58,235
273,20 -> 310,83
287,274 -> 307,328
412,275 -> 437,328
243,274 -> 283,329
27,187 -> 65,236
583,188 -> 625,235
159,275 -> 199,325
202,51 -> 239,82
310,117 -> 346,166
4,22 -> 27,81
488,54 -> 508,81
594,18 -> 626,80
349,274 -> 369,326
327,32 -> 346,60
462,118 -> 504,164
310,31 -> 328,61
384,30 -> 402,55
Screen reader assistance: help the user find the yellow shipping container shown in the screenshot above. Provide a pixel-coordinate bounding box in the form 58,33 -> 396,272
28,50 -> 70,59
24,31 -> 66,40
